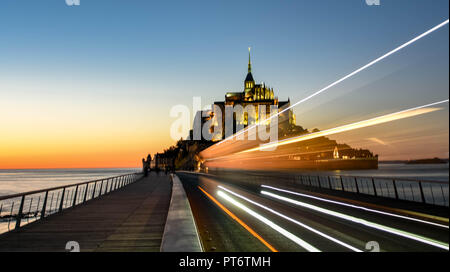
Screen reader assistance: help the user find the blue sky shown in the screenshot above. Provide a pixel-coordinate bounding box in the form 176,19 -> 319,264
0,0 -> 448,166
1,1 -> 448,101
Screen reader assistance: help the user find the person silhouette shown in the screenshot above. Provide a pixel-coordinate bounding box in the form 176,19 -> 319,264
142,158 -> 149,177
146,154 -> 152,173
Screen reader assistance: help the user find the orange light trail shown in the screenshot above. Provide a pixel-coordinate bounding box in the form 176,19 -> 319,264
239,100 -> 447,154
197,186 -> 278,252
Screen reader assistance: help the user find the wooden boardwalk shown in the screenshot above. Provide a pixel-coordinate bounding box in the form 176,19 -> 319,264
0,172 -> 172,252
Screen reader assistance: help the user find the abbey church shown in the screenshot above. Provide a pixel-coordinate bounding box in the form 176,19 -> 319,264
179,50 -> 377,170
199,49 -> 298,141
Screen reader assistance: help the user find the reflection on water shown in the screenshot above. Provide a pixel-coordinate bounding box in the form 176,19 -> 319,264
0,168 -> 140,196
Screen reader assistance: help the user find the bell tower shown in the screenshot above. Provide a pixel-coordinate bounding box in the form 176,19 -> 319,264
244,47 -> 255,95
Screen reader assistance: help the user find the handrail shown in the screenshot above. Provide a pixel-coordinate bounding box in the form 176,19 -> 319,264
245,171 -> 449,185
0,173 -> 139,201
208,170 -> 448,207
274,173 -> 449,207
309,174 -> 448,185
0,172 -> 144,234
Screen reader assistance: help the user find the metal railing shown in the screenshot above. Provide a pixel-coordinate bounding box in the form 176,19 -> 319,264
0,172 -> 143,234
273,174 -> 449,207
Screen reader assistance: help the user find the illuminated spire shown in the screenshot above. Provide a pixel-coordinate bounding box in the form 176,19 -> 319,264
248,47 -> 252,73
244,47 -> 255,92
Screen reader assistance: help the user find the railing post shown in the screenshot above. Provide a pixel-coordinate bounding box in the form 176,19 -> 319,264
72,185 -> 79,207
99,180 -> 104,196
317,176 -> 322,188
83,184 -> 89,203
327,176 -> 331,189
372,178 -> 377,196
418,181 -> 426,203
108,178 -> 114,194
49,193 -> 54,214
439,185 -> 446,206
354,177 -> 359,194
40,191 -> 49,219
15,195 -> 26,229
58,188 -> 66,212
340,176 -> 345,191
392,180 -> 399,200
91,181 -> 97,199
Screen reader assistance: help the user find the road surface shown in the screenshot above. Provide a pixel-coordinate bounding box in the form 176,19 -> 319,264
178,171 -> 449,252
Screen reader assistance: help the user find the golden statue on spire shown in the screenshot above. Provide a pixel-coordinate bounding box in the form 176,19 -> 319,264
248,47 -> 252,73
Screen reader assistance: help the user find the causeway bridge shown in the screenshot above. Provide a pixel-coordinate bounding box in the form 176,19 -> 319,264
0,170 -> 448,252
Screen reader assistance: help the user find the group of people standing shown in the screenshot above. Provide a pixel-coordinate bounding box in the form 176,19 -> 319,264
142,154 -> 174,176
142,154 -> 152,176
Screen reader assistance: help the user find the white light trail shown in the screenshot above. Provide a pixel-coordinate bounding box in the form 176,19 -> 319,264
216,19 -> 449,146
261,185 -> 449,229
261,190 -> 449,251
218,186 -> 362,252
217,190 -> 321,252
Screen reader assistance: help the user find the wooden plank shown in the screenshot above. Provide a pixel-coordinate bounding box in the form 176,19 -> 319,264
0,173 -> 172,252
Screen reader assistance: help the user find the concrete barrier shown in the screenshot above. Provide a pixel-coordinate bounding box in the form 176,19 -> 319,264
160,174 -> 203,252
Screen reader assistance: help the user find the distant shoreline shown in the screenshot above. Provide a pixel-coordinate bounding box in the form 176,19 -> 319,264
380,158 -> 449,164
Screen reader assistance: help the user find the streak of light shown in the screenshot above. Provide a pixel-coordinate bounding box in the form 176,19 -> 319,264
216,19 -> 449,147
261,190 -> 449,250
240,101 -> 447,153
218,185 -> 362,252
261,185 -> 449,229
367,137 -> 389,146
197,186 -> 277,252
217,190 -> 321,252
205,146 -> 350,162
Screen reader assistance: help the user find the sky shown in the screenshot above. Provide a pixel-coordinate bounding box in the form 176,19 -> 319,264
0,0 -> 448,168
